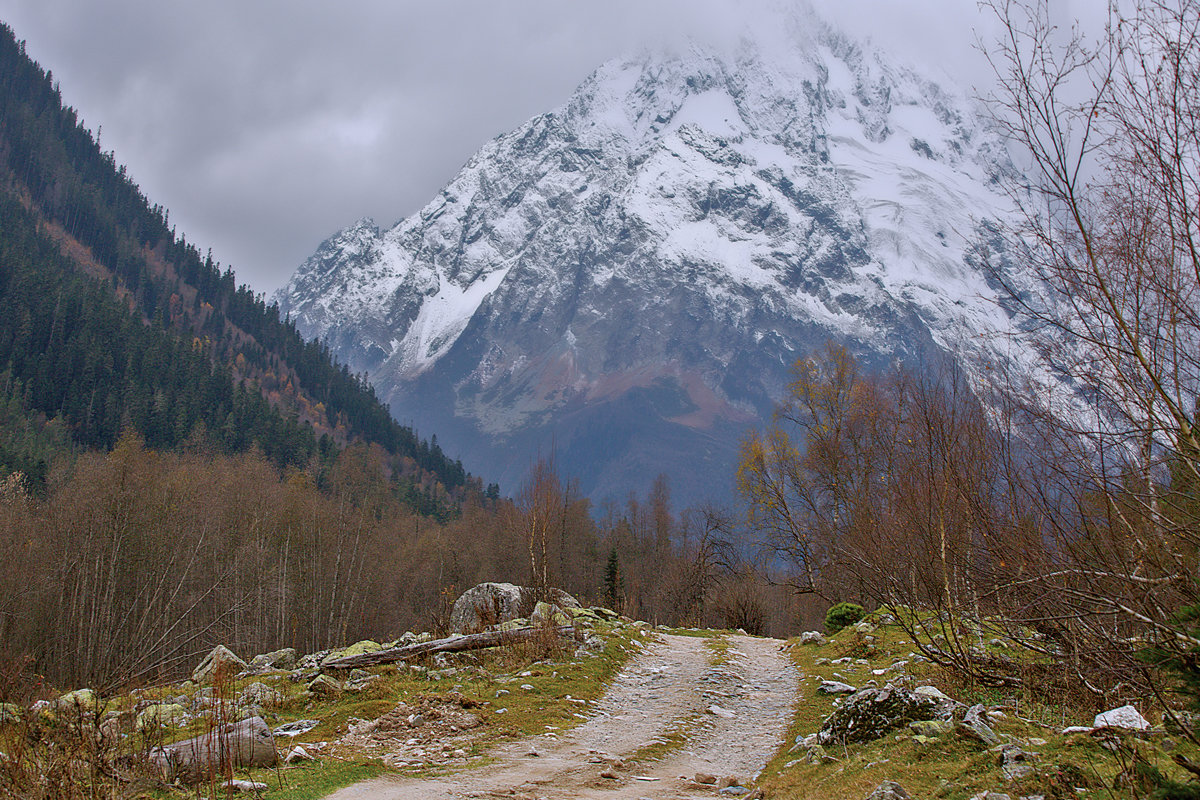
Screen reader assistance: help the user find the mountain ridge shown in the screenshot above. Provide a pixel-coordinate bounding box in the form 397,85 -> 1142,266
277,17 -> 1029,504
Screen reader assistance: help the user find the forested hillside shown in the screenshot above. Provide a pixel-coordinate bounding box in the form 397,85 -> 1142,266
0,23 -> 468,508
0,21 -> 791,691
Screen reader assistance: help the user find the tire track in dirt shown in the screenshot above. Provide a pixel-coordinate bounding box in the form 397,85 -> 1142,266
324,633 -> 798,799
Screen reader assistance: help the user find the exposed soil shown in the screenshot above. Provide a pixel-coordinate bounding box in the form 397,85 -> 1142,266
324,633 -> 799,799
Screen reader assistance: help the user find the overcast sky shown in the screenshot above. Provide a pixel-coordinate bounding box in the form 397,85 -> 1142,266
0,1 -> 1099,294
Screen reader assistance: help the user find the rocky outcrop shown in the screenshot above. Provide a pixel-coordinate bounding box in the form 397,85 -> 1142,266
818,683 -> 957,745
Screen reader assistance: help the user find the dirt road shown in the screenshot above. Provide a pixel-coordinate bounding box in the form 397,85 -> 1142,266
324,633 -> 798,799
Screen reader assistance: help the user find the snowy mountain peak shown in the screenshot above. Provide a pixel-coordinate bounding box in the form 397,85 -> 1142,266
275,18 -> 1024,504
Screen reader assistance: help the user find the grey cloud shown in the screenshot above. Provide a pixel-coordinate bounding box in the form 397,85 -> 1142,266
0,0 -> 1103,293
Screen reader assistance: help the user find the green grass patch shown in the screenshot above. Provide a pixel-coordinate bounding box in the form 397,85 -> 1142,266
257,758 -> 384,800
704,634 -> 733,666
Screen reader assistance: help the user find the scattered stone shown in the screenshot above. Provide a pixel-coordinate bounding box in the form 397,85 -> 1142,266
600,769 -> 619,779
719,787 -> 749,796
799,631 -> 826,645
1164,710 -> 1200,734
958,704 -> 1001,746
240,681 -> 282,707
273,719 -> 320,737
348,717 -> 379,735
1060,725 -> 1092,735
718,775 -> 742,789
968,793 -> 1011,800
998,744 -> 1035,781
866,781 -> 911,800
802,743 -> 828,763
285,745 -> 315,763
223,779 -> 268,792
696,773 -> 718,784
818,681 -> 857,695
1093,704 -> 1150,731
192,645 -> 248,684
708,704 -> 735,719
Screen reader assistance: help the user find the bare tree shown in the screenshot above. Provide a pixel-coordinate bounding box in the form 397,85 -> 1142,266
978,0 -> 1200,697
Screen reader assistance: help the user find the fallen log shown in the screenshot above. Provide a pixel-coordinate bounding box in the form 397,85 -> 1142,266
150,716 -> 277,784
321,625 -> 576,671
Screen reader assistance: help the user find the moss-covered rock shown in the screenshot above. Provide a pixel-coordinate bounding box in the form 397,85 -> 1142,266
137,703 -> 188,732
818,683 -> 955,745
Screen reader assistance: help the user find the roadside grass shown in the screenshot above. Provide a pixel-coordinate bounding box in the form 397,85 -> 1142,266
253,759 -> 384,800
258,620 -> 645,795
0,620 -> 645,799
756,619 -> 1200,799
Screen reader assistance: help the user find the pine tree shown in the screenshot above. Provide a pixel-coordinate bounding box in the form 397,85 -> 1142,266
603,547 -> 623,612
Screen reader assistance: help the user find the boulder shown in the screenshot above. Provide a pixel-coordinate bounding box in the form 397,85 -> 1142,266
56,688 -> 100,718
137,703 -> 189,732
191,645 -> 247,684
818,683 -> 956,745
150,716 -> 277,783
866,782 -> 911,800
799,631 -> 826,645
1093,704 -> 1150,731
449,582 -> 527,633
449,582 -> 581,633
306,674 -> 343,698
248,648 -> 297,671
548,587 -> 582,609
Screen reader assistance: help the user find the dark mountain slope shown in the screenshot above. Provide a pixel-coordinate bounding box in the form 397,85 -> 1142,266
0,23 -> 473,505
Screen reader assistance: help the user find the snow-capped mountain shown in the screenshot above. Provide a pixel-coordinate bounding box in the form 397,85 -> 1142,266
276,12 -> 1024,505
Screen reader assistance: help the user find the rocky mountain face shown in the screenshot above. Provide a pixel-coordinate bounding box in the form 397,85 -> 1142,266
276,11 -> 1025,505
